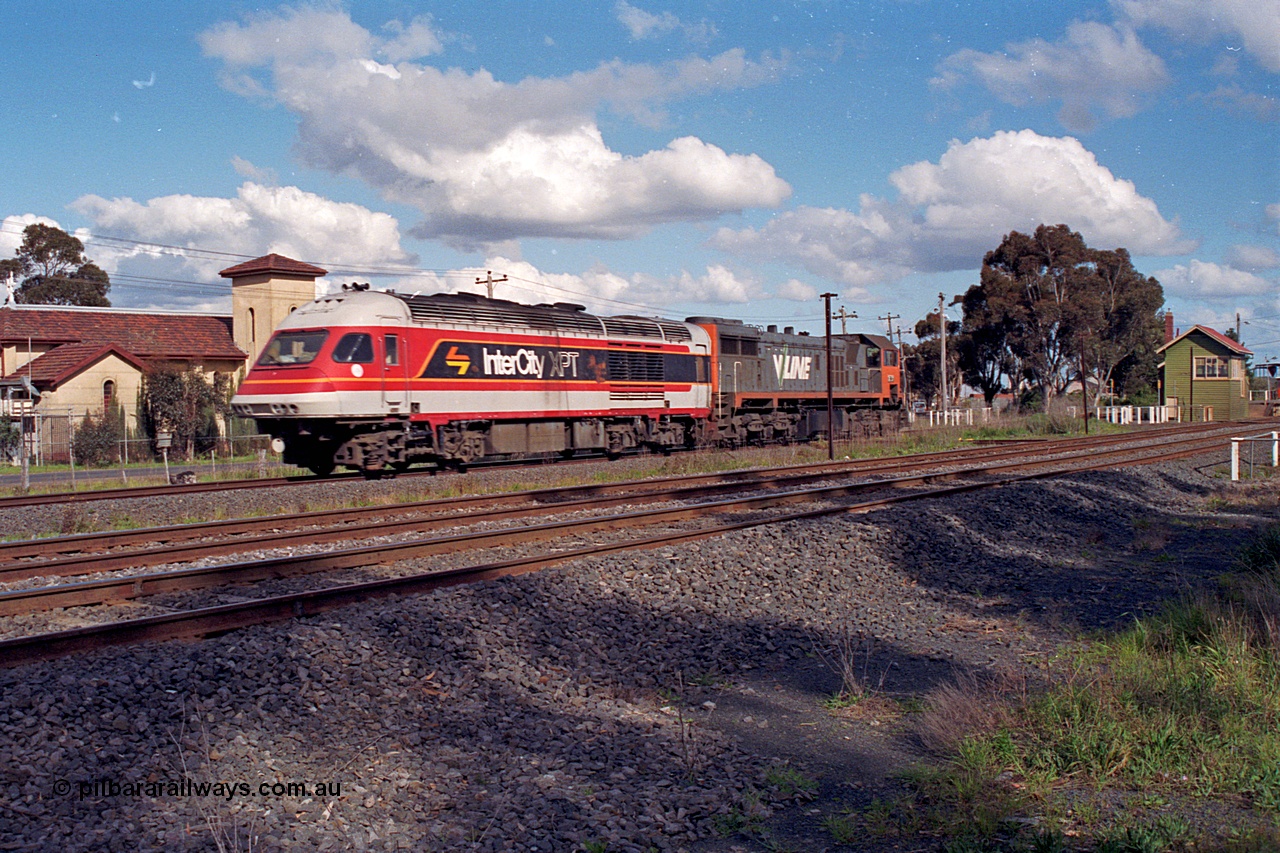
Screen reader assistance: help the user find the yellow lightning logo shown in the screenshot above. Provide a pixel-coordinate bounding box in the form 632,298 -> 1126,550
444,345 -> 471,375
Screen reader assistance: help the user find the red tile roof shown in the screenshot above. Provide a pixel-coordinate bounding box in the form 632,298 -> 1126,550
0,306 -> 246,364
1157,324 -> 1252,356
219,253 -> 328,279
12,342 -> 149,389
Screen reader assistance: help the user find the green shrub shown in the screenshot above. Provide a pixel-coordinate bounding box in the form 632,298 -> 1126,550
73,409 -> 124,467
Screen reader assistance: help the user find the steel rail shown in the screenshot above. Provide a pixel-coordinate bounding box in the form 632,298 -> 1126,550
0,419 -> 1240,510
0,430 -> 1232,619
0,421 -> 1238,569
0,423 -> 1244,583
0,429 -> 1230,666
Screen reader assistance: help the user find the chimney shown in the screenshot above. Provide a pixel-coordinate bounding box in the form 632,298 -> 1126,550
1164,312 -> 1174,344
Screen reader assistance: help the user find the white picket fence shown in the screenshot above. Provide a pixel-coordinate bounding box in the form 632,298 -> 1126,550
1097,405 -> 1179,425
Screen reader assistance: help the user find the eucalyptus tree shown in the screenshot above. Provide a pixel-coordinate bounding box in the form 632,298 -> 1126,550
0,223 -> 111,307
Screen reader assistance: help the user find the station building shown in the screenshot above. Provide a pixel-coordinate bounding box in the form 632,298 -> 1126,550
0,254 -> 327,457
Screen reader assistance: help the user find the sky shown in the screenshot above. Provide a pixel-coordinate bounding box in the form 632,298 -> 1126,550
3,1 -> 1278,357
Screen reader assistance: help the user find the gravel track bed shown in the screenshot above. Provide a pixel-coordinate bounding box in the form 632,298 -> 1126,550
0,448 -> 1270,852
0,483 -> 930,640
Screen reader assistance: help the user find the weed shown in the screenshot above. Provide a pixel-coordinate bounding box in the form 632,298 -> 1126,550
1094,819 -> 1182,853
763,764 -> 817,800
906,525 -> 1280,851
822,810 -> 859,844
811,615 -> 887,707
581,841 -> 609,853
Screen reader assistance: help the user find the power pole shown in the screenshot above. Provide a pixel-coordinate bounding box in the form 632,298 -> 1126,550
938,292 -> 948,415
476,270 -> 509,299
878,312 -> 899,336
822,292 -> 838,460
832,306 -> 857,335
894,324 -> 909,404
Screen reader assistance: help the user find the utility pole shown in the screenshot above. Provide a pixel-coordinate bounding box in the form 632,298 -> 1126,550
1237,312 -> 1242,341
822,292 -> 838,460
476,270 -> 509,299
938,292 -> 948,416
832,306 -> 857,335
894,324 -> 910,405
878,312 -> 899,336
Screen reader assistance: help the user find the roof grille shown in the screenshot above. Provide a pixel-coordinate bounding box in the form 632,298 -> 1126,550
398,293 -> 605,336
393,293 -> 694,342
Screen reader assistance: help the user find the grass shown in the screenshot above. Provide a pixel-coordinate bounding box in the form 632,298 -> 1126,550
902,523 -> 1280,851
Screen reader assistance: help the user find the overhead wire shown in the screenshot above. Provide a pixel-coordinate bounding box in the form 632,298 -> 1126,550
3,222 -> 845,327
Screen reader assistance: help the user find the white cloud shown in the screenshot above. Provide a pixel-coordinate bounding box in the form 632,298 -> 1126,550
776,279 -> 818,301
69,183 -> 413,281
379,16 -> 445,62
230,156 -> 279,185
1195,84 -> 1280,121
1114,0 -> 1280,72
1225,243 -> 1280,270
0,214 -> 62,260
713,130 -> 1192,290
614,2 -> 716,43
1155,259 -> 1272,298
357,255 -> 763,316
674,264 -> 759,303
199,9 -> 787,249
199,8 -> 376,68
934,21 -> 1169,132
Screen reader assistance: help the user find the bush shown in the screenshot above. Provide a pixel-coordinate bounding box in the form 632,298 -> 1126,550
0,420 -> 19,464
73,409 -> 124,467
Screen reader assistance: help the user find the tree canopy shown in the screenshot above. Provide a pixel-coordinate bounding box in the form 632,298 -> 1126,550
940,224 -> 1164,410
0,223 -> 111,307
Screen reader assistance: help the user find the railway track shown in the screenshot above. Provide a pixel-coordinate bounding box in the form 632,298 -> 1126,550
0,423 -> 1242,666
0,419 -> 1238,511
0,422 -> 1239,583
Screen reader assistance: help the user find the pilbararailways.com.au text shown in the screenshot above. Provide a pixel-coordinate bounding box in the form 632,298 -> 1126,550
54,778 -> 342,801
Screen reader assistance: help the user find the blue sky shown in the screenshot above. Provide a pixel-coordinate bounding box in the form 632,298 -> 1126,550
3,2 -> 1278,356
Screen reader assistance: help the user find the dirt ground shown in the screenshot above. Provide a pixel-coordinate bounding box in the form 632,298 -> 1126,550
684,470 -> 1280,853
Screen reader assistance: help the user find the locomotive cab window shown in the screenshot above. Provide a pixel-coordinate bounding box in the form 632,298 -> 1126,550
258,330 -> 329,366
384,334 -> 400,366
332,332 -> 375,364
866,347 -> 881,368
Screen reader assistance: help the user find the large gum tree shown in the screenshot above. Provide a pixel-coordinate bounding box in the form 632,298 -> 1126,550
960,224 -> 1163,410
0,223 -> 111,307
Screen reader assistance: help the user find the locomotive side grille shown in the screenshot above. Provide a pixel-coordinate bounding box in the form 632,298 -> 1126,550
607,351 -> 665,382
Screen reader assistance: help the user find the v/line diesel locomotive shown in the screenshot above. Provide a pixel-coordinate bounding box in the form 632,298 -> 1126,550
229,286 -> 902,476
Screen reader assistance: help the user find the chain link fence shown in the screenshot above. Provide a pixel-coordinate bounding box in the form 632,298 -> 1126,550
1,413 -> 294,488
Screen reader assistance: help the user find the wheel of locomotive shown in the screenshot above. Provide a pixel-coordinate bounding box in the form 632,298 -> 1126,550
306,459 -> 336,477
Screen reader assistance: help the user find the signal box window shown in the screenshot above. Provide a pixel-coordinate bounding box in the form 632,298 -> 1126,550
332,333 -> 375,364
1194,356 -> 1228,378
258,331 -> 329,366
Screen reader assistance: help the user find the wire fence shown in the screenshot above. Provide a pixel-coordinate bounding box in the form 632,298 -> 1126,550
1,413 -> 293,488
